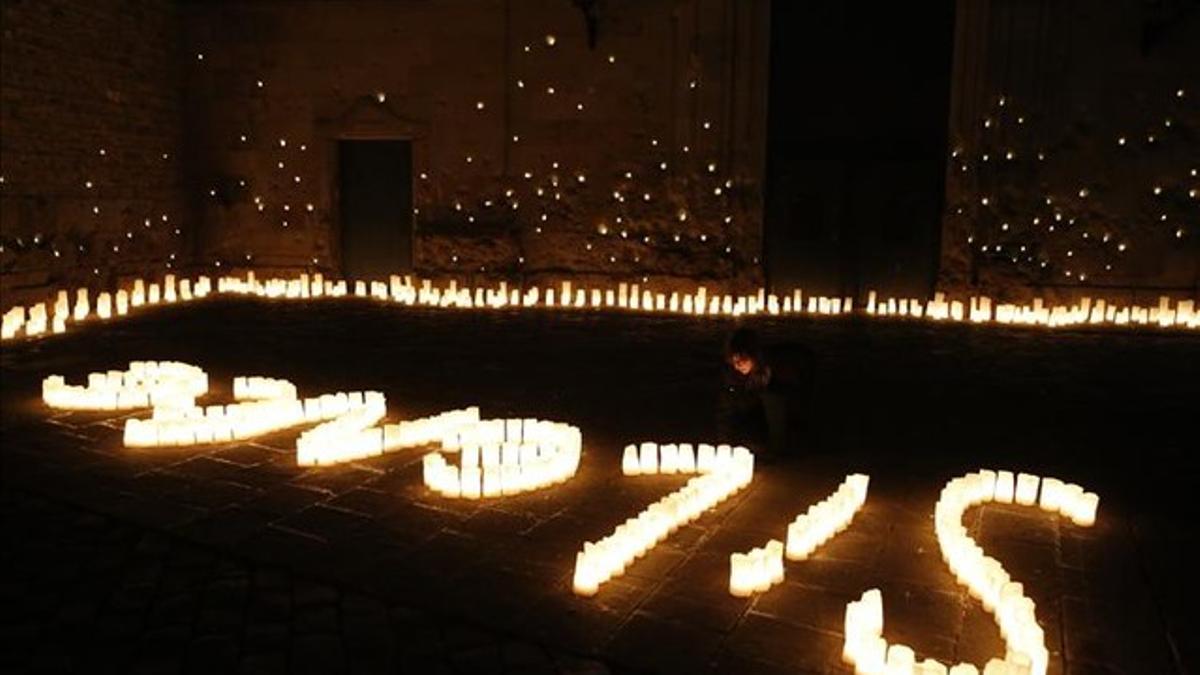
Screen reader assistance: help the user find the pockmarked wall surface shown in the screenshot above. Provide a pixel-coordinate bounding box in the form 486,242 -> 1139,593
0,0 -> 193,302
940,0 -> 1200,302
181,0 -> 770,290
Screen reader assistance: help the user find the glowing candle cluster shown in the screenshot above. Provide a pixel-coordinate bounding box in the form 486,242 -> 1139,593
870,291 -> 1198,329
728,474 -> 869,597
42,363 -> 405,459
3,270 -> 1196,344
233,375 -> 297,401
124,385 -> 384,449
621,441 -> 751,476
785,473 -> 869,560
728,540 -> 785,597
291,392 -> 388,463
573,443 -> 754,596
421,416 -> 583,499
38,361 -> 581,501
42,361 -> 208,410
3,274 -> 212,340
842,470 -> 1099,675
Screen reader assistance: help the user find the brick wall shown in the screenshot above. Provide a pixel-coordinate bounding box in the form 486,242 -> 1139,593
0,0 -> 193,303
939,0 -> 1200,302
181,0 -> 770,290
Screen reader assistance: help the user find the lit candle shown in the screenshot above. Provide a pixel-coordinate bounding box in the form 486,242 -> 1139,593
729,552 -> 753,597
1071,491 -> 1099,527
1037,477 -> 1063,511
994,471 -> 1015,503
622,444 -> 640,475
1014,473 -> 1039,506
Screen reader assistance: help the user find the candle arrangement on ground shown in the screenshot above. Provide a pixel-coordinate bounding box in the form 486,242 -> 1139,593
729,473 -> 870,597
728,540 -> 785,598
842,470 -> 1099,675
3,270 -> 1197,345
573,442 -> 755,596
42,362 -> 388,451
421,417 -> 582,499
39,362 -> 581,501
42,360 -> 209,410
4,274 -> 212,340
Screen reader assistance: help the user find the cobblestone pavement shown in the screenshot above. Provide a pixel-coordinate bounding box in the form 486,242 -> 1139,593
2,298 -> 1195,674
0,491 -> 617,675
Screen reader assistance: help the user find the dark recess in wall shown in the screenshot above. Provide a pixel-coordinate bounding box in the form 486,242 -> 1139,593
764,2 -> 955,297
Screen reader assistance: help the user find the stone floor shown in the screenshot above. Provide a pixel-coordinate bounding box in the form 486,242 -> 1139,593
1,297 -> 1195,674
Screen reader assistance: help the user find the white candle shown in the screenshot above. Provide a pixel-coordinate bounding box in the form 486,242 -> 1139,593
994,471 -> 1015,503
729,552 -> 753,597
638,442 -> 658,474
1014,473 -> 1039,505
1072,492 -> 1099,527
624,444 -> 643,475
1038,477 -> 1063,511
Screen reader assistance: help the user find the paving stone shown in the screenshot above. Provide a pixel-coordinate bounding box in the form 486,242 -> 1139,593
143,625 -> 194,659
640,587 -> 749,633
326,488 -> 397,517
149,592 -> 200,627
247,590 -> 291,623
502,641 -> 557,673
244,484 -> 333,518
748,581 -> 852,634
187,633 -> 240,673
724,613 -> 842,672
294,605 -> 341,635
449,643 -> 504,675
868,582 -> 960,664
291,634 -> 347,675
195,607 -> 244,637
174,457 -> 253,484
239,651 -> 288,675
213,444 -> 287,467
276,505 -> 375,543
132,656 -> 185,675
604,611 -> 724,673
244,622 -> 290,651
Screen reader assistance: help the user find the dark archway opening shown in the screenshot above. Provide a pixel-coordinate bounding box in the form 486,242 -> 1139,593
338,140 -> 413,281
764,2 -> 956,298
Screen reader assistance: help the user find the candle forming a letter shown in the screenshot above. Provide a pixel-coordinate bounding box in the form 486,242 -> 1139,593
574,443 -> 754,596
729,474 -> 869,597
841,469 -> 1099,675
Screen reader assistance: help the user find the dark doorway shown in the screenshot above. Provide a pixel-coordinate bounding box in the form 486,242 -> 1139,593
338,140 -> 413,280
764,3 -> 956,298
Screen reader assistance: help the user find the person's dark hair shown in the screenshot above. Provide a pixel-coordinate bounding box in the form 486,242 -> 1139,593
725,326 -> 763,363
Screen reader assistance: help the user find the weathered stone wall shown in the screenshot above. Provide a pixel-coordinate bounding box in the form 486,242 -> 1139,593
940,0 -> 1200,302
181,0 -> 770,290
0,0 -> 192,302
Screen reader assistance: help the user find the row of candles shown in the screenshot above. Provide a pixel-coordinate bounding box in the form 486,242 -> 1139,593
842,470 -> 1099,675
42,360 -> 209,411
422,416 -> 583,499
39,362 -> 582,489
41,362 -> 494,469
2,274 -> 215,339
572,443 -> 755,596
729,474 -> 869,596
621,441 -> 752,476
873,291 -> 1196,328
4,271 -> 1197,342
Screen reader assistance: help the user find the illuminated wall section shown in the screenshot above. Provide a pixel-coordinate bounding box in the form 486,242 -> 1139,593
180,0 -> 770,288
0,0 -> 194,306
939,0 -> 1199,302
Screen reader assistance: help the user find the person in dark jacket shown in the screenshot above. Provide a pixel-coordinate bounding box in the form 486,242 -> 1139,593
718,326 -> 813,459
